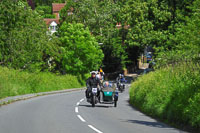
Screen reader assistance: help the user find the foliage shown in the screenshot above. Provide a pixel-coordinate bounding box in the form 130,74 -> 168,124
155,0 -> 200,67
0,0 -> 53,72
35,5 -> 56,18
60,0 -> 127,72
0,66 -> 85,99
130,62 -> 200,130
33,0 -> 65,6
57,22 -> 104,75
35,5 -> 52,14
29,0 -> 200,72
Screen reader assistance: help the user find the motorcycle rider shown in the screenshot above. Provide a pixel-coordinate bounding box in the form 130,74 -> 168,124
85,71 -> 102,100
116,74 -> 126,89
99,67 -> 104,81
96,72 -> 102,80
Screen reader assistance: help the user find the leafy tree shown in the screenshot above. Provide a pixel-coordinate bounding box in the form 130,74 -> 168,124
155,0 -> 200,67
117,0 -> 199,68
0,0 -> 52,72
33,0 -> 66,6
58,22 -> 104,75
60,0 -> 128,72
35,5 -> 56,18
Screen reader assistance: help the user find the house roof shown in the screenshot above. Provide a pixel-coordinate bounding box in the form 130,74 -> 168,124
52,3 -> 66,12
44,19 -> 59,25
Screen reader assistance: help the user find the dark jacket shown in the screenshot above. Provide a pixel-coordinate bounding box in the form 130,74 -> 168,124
86,77 -> 101,89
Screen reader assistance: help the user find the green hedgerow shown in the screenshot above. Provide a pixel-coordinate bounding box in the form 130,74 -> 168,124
0,66 -> 85,99
130,62 -> 200,130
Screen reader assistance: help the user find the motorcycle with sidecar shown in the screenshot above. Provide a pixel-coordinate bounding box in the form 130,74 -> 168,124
87,81 -> 118,107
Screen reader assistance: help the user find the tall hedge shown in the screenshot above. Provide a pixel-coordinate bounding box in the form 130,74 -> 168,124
130,62 -> 200,131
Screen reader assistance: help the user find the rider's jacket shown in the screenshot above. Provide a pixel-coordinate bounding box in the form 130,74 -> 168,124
86,77 -> 101,89
116,77 -> 125,83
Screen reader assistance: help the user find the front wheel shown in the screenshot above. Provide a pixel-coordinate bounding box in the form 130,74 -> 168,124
114,101 -> 117,107
92,95 -> 96,107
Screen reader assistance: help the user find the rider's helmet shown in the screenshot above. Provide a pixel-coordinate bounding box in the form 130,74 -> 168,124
119,74 -> 122,77
90,71 -> 96,75
90,71 -> 96,78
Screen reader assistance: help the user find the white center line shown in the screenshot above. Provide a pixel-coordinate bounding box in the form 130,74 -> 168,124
77,102 -> 80,106
88,125 -> 103,133
75,107 -> 78,113
80,98 -> 84,102
77,115 -> 86,122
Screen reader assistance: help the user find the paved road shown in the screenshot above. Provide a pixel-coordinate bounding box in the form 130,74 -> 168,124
0,85 -> 186,133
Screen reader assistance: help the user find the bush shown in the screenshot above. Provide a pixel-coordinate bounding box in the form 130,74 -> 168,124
0,66 -> 85,99
130,62 -> 200,130
43,14 -> 56,18
35,6 -> 52,15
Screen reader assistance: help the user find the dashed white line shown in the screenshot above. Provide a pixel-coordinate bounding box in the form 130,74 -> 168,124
80,98 -> 84,102
75,107 -> 78,113
77,115 -> 86,122
88,125 -> 103,133
76,98 -> 103,133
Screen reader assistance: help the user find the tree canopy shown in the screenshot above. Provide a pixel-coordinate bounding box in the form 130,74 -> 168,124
58,22 -> 104,75
1,0 -> 199,74
0,0 -> 49,72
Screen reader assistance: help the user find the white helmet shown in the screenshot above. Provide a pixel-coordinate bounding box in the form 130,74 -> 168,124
90,71 -> 96,74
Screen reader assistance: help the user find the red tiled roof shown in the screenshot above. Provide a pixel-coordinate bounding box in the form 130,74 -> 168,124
44,19 -> 59,25
52,3 -> 66,12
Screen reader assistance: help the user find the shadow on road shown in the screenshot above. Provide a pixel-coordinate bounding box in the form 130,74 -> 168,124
79,104 -> 113,108
124,100 -> 172,128
124,100 -> 188,131
125,119 -> 169,128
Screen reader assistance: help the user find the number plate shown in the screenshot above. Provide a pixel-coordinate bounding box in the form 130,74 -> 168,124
92,88 -> 97,93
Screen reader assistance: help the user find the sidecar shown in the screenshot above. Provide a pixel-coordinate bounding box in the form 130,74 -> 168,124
100,81 -> 118,107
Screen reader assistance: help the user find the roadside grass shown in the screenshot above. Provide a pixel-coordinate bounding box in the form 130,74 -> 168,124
130,62 -> 200,131
0,66 -> 85,99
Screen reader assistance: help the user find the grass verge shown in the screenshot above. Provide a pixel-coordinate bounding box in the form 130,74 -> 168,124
130,62 -> 200,132
0,66 -> 85,99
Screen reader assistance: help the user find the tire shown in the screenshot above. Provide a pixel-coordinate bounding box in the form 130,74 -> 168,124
120,86 -> 123,93
114,101 -> 117,107
123,85 -> 125,91
92,95 -> 95,107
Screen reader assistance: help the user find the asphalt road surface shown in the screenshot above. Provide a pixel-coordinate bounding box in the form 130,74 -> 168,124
0,84 -> 186,133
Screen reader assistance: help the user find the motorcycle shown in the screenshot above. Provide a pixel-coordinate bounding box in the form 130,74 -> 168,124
90,87 -> 98,107
118,81 -> 125,93
86,82 -> 118,107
